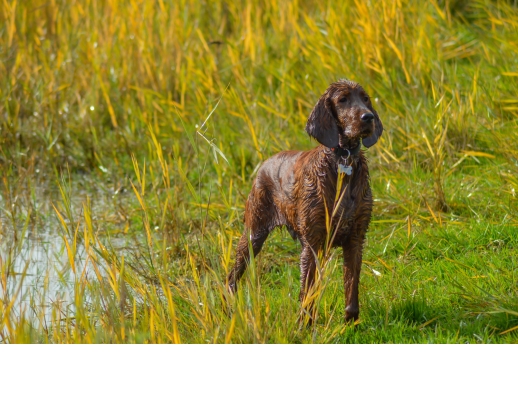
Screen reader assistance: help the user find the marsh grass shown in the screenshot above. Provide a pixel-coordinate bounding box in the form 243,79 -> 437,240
1,0 -> 517,343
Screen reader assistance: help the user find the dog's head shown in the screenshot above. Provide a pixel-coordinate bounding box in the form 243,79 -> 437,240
305,80 -> 383,150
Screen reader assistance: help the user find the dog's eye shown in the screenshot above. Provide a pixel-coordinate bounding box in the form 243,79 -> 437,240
339,97 -> 347,103
363,96 -> 370,102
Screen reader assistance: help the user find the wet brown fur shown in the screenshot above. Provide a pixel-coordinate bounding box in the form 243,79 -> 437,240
226,80 -> 383,323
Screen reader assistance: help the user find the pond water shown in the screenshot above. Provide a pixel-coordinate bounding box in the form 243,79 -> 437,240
0,225 -> 85,324
0,176 -> 137,329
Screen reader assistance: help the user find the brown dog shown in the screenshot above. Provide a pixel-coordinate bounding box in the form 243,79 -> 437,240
226,80 -> 383,323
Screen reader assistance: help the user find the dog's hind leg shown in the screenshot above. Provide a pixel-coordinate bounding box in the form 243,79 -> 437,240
226,228 -> 269,294
226,183 -> 275,294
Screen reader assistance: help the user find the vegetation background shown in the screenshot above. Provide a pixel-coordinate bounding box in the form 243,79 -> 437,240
1,0 -> 517,343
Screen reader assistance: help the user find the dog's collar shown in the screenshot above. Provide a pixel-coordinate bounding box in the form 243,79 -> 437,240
331,142 -> 361,158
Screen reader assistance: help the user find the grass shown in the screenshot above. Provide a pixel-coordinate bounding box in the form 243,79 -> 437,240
1,0 -> 517,343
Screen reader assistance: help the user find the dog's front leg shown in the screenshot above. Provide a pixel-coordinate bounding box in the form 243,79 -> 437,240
298,244 -> 319,325
342,227 -> 367,322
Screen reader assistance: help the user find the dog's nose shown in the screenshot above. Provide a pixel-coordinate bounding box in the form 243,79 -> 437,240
361,112 -> 374,122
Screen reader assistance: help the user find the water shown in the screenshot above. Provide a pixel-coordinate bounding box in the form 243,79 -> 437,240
0,180 -> 151,339
0,225 -> 86,325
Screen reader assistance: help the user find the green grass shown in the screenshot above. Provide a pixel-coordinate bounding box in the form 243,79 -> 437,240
1,0 -> 517,343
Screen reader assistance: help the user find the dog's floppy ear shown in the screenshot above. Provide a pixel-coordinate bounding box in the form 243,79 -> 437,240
362,108 -> 383,148
305,96 -> 340,148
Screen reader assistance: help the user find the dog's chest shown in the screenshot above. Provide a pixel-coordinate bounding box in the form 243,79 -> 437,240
329,196 -> 357,241
328,170 -> 368,243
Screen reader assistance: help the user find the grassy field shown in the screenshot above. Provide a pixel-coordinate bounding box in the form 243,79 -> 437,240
1,0 -> 517,343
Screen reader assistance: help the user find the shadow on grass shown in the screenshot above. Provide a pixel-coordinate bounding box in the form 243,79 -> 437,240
329,297 -> 518,343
